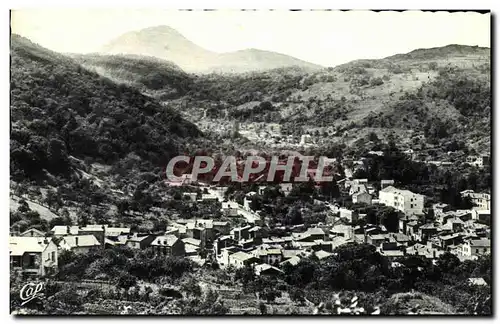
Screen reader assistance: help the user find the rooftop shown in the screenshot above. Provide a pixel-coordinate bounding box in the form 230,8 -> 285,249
62,235 -> 100,248
9,236 -> 50,256
151,235 -> 179,247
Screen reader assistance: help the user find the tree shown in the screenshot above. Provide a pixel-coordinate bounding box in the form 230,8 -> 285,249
46,138 -> 69,172
261,288 -> 281,304
182,278 -> 202,298
117,272 -> 137,290
436,252 -> 461,275
258,302 -> 267,315
289,287 -> 305,305
17,199 -> 30,213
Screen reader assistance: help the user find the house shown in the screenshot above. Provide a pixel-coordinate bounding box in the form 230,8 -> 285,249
51,225 -> 106,247
185,220 -> 213,248
221,201 -> 239,217
366,234 -> 387,247
255,263 -> 283,276
184,244 -> 199,257
368,151 -> 384,157
243,192 -> 257,211
329,236 -> 352,250
300,134 -> 312,145
183,192 -> 198,202
403,149 -> 416,160
231,225 -> 252,242
280,255 -> 302,267
406,243 -> 444,259
213,235 -> 236,257
349,184 -> 368,196
439,218 -> 465,233
292,227 -> 326,242
228,251 -> 259,269
468,278 -> 488,286
20,228 -> 45,237
432,203 -> 451,217
417,223 -> 438,241
252,245 -> 283,265
438,233 -> 463,249
405,221 -> 420,240
378,249 -> 405,260
380,180 -> 395,190
475,210 -> 491,224
465,155 -> 490,168
59,235 -> 101,254
390,233 -> 410,245
352,192 -> 372,205
10,236 -> 58,276
330,224 -> 354,239
125,234 -> 156,250
151,235 -> 185,257
460,190 -> 490,211
463,221 -> 488,238
338,208 -> 359,223
379,186 -> 424,216
460,239 -> 490,258
279,183 -> 293,196
105,227 -> 131,239
453,210 -> 473,222
314,250 -> 332,260
352,179 -> 368,185
248,226 -> 266,240
213,221 -> 231,235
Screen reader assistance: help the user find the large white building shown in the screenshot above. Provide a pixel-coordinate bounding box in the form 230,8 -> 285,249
379,186 -> 425,216
460,190 -> 490,211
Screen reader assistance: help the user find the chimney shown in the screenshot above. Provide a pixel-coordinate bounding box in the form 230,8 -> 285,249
75,237 -> 79,246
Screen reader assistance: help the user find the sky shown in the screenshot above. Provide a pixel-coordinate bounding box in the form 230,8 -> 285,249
10,9 -> 490,67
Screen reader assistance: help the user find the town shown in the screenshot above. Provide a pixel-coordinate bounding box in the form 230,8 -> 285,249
9,148 -> 491,314
9,8 -> 491,317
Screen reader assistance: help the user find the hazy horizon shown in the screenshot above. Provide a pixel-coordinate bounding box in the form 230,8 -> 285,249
11,9 -> 490,67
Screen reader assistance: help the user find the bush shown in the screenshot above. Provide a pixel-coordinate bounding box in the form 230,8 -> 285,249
370,77 -> 384,87
117,272 -> 137,289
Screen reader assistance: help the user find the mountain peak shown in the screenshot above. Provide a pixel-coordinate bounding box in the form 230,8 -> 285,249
100,27 -> 321,74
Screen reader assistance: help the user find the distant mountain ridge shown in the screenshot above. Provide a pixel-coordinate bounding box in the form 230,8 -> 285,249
100,25 -> 322,74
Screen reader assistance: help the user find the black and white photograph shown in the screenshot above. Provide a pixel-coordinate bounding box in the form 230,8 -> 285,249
8,8 -> 492,316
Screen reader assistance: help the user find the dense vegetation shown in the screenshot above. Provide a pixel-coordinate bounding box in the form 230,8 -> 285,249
11,35 -> 201,181
10,242 -> 491,315
236,243 -> 491,315
351,144 -> 491,209
74,54 -> 193,98
362,66 -> 490,148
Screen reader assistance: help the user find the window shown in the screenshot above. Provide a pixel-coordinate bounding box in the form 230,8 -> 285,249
476,249 -> 479,253
51,251 -> 55,261
28,255 -> 36,268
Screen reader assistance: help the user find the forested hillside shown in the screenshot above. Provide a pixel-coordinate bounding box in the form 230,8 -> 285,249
77,44 -> 490,155
11,35 -> 201,182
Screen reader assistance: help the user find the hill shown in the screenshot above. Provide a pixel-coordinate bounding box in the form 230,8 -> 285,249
100,25 -> 322,74
73,43 -> 490,156
381,292 -> 456,315
10,34 -> 201,181
71,53 -> 193,99
182,44 -> 491,154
